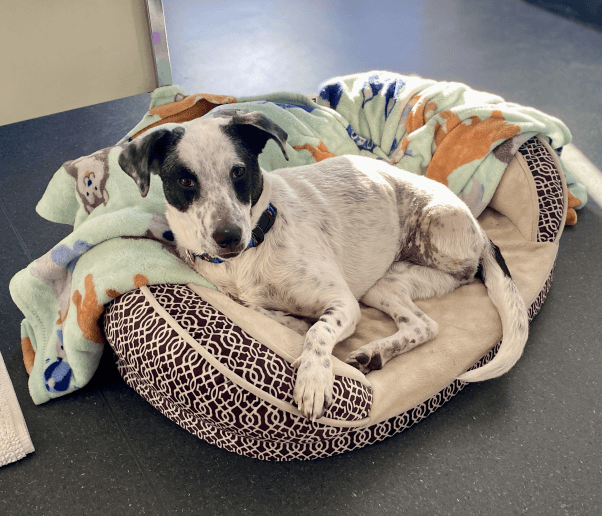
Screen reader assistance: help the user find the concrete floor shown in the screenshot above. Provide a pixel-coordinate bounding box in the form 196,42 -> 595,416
1,0 -> 601,514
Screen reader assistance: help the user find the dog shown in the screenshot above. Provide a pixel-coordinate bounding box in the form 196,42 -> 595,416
118,111 -> 529,421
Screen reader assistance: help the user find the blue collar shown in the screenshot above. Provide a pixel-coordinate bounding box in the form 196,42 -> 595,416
194,203 -> 277,264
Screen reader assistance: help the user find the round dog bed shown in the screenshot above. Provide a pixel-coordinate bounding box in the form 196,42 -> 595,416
103,135 -> 567,460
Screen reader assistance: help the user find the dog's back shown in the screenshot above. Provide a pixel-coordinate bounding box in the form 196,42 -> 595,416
268,156 -> 405,298
268,155 -> 473,297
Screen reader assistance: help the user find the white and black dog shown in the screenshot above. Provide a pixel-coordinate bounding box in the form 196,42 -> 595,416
118,111 -> 528,421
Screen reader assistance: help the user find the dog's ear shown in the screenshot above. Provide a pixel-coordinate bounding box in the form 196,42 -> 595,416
227,112 -> 289,161
118,126 -> 185,197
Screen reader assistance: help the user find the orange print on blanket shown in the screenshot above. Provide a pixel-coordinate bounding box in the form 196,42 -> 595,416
427,110 -> 520,186
399,137 -> 410,156
106,288 -> 121,298
405,97 -> 438,134
134,274 -> 149,288
133,94 -> 238,139
565,191 -> 582,225
72,274 -> 105,344
56,305 -> 69,325
105,274 -> 149,299
293,142 -> 336,162
148,93 -> 237,119
21,336 -> 35,375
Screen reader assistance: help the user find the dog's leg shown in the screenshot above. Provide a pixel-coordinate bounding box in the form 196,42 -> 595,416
252,306 -> 311,335
346,262 -> 461,373
292,290 -> 361,421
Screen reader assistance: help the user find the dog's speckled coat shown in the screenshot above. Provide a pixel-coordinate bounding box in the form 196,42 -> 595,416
119,112 -> 529,421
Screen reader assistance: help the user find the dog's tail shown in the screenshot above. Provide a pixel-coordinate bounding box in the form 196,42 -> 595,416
456,238 -> 529,383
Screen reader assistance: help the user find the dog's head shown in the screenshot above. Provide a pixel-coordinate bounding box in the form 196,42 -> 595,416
118,111 -> 288,261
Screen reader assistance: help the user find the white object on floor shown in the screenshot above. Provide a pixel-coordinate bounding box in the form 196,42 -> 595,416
563,143 -> 602,207
0,352 -> 34,467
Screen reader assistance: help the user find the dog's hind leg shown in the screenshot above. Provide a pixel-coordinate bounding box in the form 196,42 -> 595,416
346,262 -> 461,373
251,306 -> 311,335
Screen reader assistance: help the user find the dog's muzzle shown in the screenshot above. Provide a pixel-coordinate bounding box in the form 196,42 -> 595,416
212,223 -> 243,250
188,202 -> 278,265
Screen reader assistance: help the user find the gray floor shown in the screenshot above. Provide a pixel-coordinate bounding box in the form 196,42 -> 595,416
1,1 -> 601,514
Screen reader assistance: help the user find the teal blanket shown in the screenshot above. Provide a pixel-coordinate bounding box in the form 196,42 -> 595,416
10,71 -> 579,404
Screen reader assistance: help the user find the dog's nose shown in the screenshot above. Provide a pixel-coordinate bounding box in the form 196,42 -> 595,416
212,224 -> 242,249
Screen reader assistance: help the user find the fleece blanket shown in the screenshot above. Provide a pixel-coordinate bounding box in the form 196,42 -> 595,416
10,71 -> 579,404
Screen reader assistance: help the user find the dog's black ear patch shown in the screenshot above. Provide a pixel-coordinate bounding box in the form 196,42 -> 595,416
118,126 -> 185,197
223,112 -> 289,160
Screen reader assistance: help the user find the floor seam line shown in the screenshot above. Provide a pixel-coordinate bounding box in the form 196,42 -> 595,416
0,196 -> 34,263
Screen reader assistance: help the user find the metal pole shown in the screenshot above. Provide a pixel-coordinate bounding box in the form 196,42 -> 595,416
145,0 -> 173,88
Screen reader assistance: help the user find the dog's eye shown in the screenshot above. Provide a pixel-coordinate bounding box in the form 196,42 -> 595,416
231,166 -> 246,179
179,178 -> 195,187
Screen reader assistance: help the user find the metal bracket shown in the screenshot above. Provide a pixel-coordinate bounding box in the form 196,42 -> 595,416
145,0 -> 173,88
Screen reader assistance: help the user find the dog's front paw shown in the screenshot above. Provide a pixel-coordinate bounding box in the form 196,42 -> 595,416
292,353 -> 334,421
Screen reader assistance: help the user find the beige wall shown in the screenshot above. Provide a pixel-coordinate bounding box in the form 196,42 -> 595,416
0,0 -> 157,126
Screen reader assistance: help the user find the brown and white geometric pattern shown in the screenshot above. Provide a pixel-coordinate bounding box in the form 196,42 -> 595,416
518,136 -> 565,244
103,135 -> 565,460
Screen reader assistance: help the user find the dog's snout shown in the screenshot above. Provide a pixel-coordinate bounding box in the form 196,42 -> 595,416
213,224 -> 243,249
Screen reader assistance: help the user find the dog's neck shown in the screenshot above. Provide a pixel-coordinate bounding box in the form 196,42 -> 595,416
250,171 -> 272,226
247,171 -> 277,247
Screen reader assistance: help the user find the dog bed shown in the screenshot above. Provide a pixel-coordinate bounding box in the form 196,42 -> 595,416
103,134 -> 567,460
11,72 -> 576,460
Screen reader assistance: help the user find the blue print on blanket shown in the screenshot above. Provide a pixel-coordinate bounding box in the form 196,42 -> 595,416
44,329 -> 72,393
361,73 -> 385,107
51,240 -> 94,274
544,136 -> 564,156
347,125 -> 376,153
359,74 -> 405,118
383,78 -> 405,119
273,102 -> 316,113
400,102 -> 413,120
319,81 -> 344,110
44,358 -> 72,392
